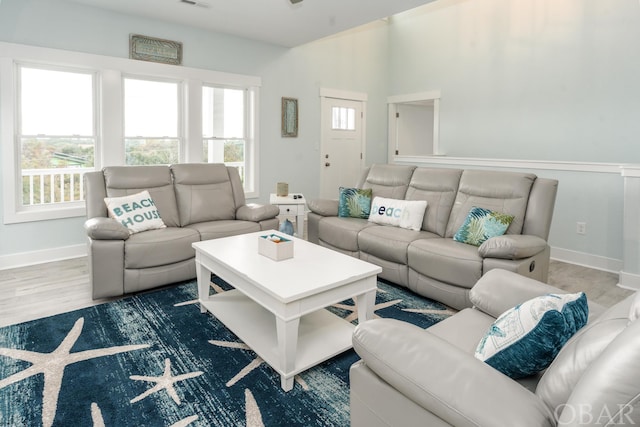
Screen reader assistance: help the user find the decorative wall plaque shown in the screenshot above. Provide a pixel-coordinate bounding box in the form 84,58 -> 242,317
281,97 -> 298,137
130,34 -> 182,65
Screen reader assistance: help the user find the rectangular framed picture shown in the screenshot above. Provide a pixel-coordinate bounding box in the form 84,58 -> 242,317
281,97 -> 298,137
130,34 -> 182,65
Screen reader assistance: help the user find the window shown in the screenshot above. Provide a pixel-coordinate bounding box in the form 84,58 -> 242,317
332,106 -> 356,131
124,77 -> 181,165
2,42 -> 261,223
17,65 -> 96,206
202,86 -> 248,185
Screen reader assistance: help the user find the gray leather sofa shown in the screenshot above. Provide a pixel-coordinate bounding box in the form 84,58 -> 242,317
84,163 -> 279,299
308,164 -> 558,309
350,269 -> 640,427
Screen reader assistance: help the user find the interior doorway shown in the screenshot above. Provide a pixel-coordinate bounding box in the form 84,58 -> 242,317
319,89 -> 367,199
387,91 -> 440,160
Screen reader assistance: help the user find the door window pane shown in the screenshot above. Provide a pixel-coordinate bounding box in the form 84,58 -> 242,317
331,106 -> 356,131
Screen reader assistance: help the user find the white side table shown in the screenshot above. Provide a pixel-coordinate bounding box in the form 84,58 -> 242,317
269,193 -> 306,237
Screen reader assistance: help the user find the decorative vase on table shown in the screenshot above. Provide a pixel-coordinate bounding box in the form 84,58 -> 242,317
279,219 -> 294,236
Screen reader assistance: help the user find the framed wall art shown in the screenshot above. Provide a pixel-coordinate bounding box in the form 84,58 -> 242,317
281,97 -> 298,137
130,34 -> 183,65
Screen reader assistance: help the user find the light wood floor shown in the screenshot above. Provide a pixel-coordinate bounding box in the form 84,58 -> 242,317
0,256 -> 634,328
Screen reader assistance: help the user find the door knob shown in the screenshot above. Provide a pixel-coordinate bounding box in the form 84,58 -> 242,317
325,162 -> 331,167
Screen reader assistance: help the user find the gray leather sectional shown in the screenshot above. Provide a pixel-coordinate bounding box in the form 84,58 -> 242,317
308,164 -> 559,309
350,269 -> 640,426
83,163 -> 279,299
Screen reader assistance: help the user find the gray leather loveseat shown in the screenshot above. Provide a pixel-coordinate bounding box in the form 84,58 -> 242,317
84,163 -> 279,299
308,164 -> 558,309
350,269 -> 640,427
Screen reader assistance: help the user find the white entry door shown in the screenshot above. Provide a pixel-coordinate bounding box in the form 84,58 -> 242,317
320,95 -> 365,199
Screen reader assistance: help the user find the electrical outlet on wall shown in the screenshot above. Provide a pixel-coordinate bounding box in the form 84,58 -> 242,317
576,222 -> 587,235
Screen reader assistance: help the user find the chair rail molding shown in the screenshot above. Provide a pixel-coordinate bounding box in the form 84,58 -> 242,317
620,164 -> 640,290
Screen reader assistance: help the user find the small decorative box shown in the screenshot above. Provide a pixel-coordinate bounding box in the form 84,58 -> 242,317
258,234 -> 294,261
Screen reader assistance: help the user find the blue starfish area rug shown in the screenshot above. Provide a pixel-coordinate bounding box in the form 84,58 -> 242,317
0,277 -> 453,427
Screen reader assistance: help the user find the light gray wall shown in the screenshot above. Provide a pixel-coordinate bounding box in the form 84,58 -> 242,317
389,0 -> 640,162
387,0 -> 640,268
0,0 -> 389,260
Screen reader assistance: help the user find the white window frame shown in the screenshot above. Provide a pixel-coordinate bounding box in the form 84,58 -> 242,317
123,74 -> 184,165
202,84 -> 256,193
0,41 -> 261,224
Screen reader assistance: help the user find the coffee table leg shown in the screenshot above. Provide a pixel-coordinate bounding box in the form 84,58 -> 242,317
276,316 -> 300,391
195,260 -> 209,314
355,289 -> 376,324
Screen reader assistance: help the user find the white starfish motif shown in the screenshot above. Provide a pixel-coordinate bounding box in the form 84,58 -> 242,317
333,299 -> 403,323
245,388 -> 265,427
130,358 -> 203,405
209,340 -> 308,389
174,281 -> 228,307
0,317 -> 150,427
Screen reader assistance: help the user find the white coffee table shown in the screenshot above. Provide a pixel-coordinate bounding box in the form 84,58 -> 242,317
192,230 -> 381,391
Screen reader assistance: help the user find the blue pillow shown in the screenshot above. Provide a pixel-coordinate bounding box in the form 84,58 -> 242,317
454,207 -> 514,246
474,292 -> 588,379
338,187 -> 372,219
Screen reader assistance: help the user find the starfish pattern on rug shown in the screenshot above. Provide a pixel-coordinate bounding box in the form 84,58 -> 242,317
245,388 -> 265,427
0,317 -> 150,427
130,358 -> 204,404
174,281 -> 228,307
332,298 -> 403,323
209,340 -> 309,390
91,402 -> 198,427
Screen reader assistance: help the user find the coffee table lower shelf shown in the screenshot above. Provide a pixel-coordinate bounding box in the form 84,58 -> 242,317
200,289 -> 355,391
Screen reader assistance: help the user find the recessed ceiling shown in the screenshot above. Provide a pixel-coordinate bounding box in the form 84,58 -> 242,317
62,0 -> 435,47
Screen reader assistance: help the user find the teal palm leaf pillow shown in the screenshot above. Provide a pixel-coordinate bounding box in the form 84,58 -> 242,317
454,207 -> 515,246
475,292 -> 588,379
338,187 -> 372,219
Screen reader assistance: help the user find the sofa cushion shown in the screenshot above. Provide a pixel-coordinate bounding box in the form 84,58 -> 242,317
428,308 -> 495,354
186,220 -> 260,241
171,163 -> 237,226
445,170 -> 535,238
475,292 -> 589,379
338,187 -> 372,219
408,238 -> 482,288
103,165 -> 180,227
104,190 -> 166,234
368,197 -> 427,231
358,226 -> 438,264
453,207 -> 515,246
405,167 -> 462,237
124,227 -> 200,269
319,217 -> 373,252
360,164 -> 416,200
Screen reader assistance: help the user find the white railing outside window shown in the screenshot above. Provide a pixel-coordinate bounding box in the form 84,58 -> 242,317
21,168 -> 91,206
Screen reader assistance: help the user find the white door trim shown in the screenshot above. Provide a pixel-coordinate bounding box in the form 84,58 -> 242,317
319,89 -> 367,198
319,88 -> 368,102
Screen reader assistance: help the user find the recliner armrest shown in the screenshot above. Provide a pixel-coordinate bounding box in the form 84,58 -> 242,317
469,269 -> 567,317
307,199 -> 338,217
84,217 -> 130,240
353,318 -> 555,427
478,234 -> 547,260
236,203 -> 279,222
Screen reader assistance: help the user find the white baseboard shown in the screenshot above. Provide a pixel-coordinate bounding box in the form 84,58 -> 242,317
550,247 -> 622,274
0,244 -> 87,271
619,271 -> 640,291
